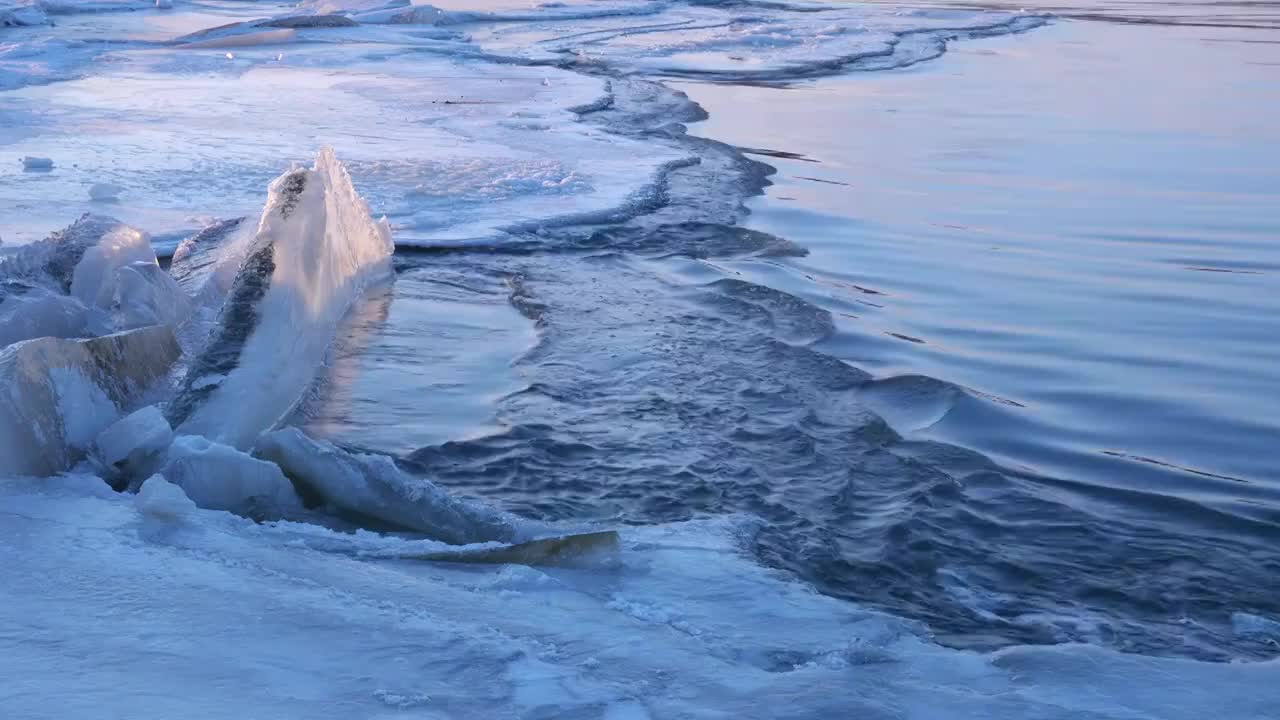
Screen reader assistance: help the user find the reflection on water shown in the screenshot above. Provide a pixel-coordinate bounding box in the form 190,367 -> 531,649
677,18 -> 1280,502
297,260 -> 535,455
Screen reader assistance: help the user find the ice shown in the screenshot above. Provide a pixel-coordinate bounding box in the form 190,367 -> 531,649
0,2 -> 48,26
256,426 -> 522,544
112,261 -> 193,330
0,213 -> 179,342
69,224 -> 158,323
177,28 -> 299,50
87,182 -> 123,202
1,478 -> 1278,719
93,404 -> 172,472
159,435 -> 302,518
134,474 -> 198,521
21,156 -> 54,170
172,149 -> 394,449
0,325 -> 180,476
0,286 -> 90,348
2,22 -> 686,246
167,218 -> 253,308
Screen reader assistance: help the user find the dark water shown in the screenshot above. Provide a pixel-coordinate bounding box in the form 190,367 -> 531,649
304,9 -> 1280,661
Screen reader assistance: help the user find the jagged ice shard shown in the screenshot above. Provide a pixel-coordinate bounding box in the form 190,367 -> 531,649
168,148 -> 395,450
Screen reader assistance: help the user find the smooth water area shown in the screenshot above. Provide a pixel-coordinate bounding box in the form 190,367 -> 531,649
676,15 -> 1280,511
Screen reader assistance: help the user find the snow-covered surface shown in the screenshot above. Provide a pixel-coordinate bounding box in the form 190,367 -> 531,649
0,325 -> 180,476
174,149 -> 394,449
1,474 -> 1277,719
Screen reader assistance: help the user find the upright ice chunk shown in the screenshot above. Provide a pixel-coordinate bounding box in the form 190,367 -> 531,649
170,148 -> 394,449
70,225 -> 158,312
257,427 -> 519,544
113,261 -> 193,330
159,435 -> 301,518
0,326 -> 181,477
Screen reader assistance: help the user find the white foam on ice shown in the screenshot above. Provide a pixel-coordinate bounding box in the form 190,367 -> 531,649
176,149 -> 394,448
0,475 -> 1277,719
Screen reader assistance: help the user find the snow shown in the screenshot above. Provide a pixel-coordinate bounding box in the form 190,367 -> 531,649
1,477 -> 1278,719
0,326 -> 180,476
257,427 -> 525,544
135,473 -> 198,520
176,149 -> 394,449
159,435 -> 302,518
94,404 -> 172,471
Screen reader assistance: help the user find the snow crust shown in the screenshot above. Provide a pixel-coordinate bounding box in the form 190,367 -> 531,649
1,476 -> 1277,719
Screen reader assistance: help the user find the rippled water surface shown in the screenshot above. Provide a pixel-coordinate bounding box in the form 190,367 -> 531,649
302,10 -> 1280,661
